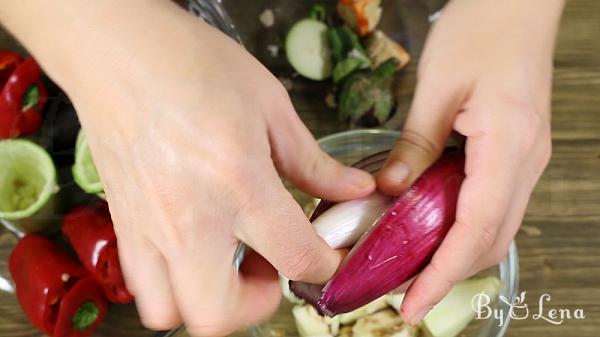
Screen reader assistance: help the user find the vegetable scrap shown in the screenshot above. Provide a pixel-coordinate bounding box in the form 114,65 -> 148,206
337,0 -> 383,36
285,276 -> 501,337
259,8 -> 275,28
339,58 -> 398,127
366,31 -> 410,69
267,44 -> 280,57
283,1 -> 410,127
325,92 -> 337,108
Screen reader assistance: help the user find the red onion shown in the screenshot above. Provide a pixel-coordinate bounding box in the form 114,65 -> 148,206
291,149 -> 465,316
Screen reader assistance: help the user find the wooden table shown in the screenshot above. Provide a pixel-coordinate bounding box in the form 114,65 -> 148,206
510,1 -> 600,335
223,0 -> 600,336
1,0 -> 599,336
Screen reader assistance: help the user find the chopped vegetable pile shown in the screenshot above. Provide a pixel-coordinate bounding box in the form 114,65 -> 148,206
283,275 -> 502,337
284,1 -> 411,127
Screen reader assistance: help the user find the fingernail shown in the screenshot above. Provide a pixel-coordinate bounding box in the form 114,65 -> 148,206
346,169 -> 374,189
385,162 -> 411,183
409,305 -> 433,325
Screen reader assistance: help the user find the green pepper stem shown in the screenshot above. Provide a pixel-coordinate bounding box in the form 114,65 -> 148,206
22,85 -> 40,111
72,302 -> 99,331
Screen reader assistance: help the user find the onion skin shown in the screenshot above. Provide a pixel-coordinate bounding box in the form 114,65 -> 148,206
291,149 -> 465,316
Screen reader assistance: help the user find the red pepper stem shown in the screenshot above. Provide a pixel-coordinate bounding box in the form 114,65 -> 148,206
71,302 -> 99,331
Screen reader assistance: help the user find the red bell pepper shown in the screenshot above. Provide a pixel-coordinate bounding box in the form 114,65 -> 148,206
62,203 -> 134,304
0,56 -> 47,138
0,51 -> 22,87
9,235 -> 108,337
0,51 -> 23,138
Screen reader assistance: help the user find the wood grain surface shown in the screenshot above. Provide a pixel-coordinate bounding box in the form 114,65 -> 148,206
1,0 -> 599,337
223,1 -> 600,336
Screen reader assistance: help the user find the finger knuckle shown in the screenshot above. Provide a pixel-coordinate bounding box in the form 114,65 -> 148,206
274,81 -> 292,103
427,257 -> 456,289
261,80 -> 293,112
287,151 -> 318,189
282,246 -> 320,281
495,97 -> 548,157
490,250 -> 507,266
456,219 -> 498,252
481,246 -> 510,269
511,122 -> 539,157
397,129 -> 440,159
517,134 -> 537,158
221,171 -> 252,204
535,133 -> 552,175
476,224 -> 498,250
297,151 -> 330,187
542,139 -> 552,165
155,188 -> 186,218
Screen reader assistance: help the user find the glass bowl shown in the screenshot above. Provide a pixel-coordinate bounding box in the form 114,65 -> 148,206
164,130 -> 519,337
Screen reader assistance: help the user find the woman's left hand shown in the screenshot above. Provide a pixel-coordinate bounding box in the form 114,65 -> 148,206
377,0 -> 565,324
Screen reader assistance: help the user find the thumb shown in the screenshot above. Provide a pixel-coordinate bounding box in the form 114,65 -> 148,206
268,104 -> 375,201
377,79 -> 464,195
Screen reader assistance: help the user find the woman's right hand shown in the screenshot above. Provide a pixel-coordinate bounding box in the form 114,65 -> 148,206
0,1 -> 375,335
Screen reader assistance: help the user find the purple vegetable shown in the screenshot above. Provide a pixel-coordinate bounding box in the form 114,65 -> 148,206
291,149 -> 465,316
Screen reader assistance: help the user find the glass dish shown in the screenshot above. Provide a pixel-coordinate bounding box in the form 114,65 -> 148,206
164,130 -> 519,337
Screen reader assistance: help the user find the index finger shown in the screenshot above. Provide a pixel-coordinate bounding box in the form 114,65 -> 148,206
234,164 -> 344,284
166,236 -> 281,337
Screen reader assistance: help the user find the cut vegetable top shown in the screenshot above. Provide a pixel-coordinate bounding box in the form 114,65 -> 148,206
286,19 -> 333,81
